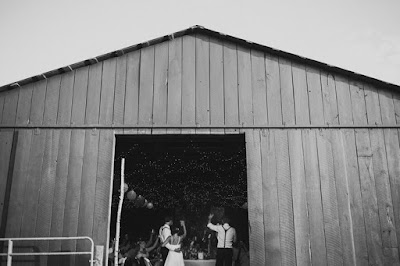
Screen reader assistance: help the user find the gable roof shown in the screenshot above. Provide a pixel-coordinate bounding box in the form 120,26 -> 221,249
1,25 -> 399,92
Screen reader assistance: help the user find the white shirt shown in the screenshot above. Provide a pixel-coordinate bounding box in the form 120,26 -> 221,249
207,223 -> 236,248
159,224 -> 171,243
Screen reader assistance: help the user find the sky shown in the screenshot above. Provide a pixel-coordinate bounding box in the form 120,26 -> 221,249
0,0 -> 399,87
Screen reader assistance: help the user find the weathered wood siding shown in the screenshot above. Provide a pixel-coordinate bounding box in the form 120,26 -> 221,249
1,34 -> 400,265
0,36 -> 398,129
245,128 -> 400,265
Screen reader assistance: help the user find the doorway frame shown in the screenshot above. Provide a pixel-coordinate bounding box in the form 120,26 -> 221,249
105,129 -> 249,266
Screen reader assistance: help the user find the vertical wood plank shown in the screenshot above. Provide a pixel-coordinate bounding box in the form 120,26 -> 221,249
153,42 -> 169,127
384,248 -> 400,265
355,129 -> 383,265
167,37 -> 182,127
5,130 -> 32,238
223,128 -> 239,135
113,55 -> 127,125
275,129 -> 296,265
93,130 -> 114,246
251,50 -> 267,126
266,55 -> 282,126
138,46 -> 155,126
49,130 -> 71,251
29,80 -> 47,125
335,77 -> 353,125
124,51 -> 140,125
223,41 -> 239,126
342,129 -> 369,265
279,58 -> 295,126
151,127 -> 167,138
260,129 -> 281,265
99,58 -> 117,125
320,72 -> 339,125
57,71 -> 75,125
1,88 -> 19,125
210,37 -> 225,126
151,128 -> 166,135
195,127 -> 211,135
86,63 -> 103,124
370,130 -> 397,251
43,76 -> 61,125
237,46 -> 253,126
378,89 -> 396,125
77,130 -> 99,252
60,130 -> 84,266
195,35 -> 210,126
20,130 -> 46,237
61,130 -> 85,261
363,84 -> 382,126
30,130 -> 54,266
182,35 -> 196,126
288,129 -> 310,265
16,84 -> 33,125
123,128 -> 138,135
166,38 -> 182,135
34,130 -> 59,258
0,130 -> 13,233
331,130 -> 357,265
393,92 -> 400,124
316,130 -> 343,265
245,129 -> 265,265
306,67 -> 324,125
180,128 -> 195,135
349,81 -> 367,125
0,93 -> 4,122
383,129 -> 400,261
292,63 -> 310,125
302,130 -> 327,265
210,128 -> 224,134
71,67 -> 89,125
138,128 -> 151,135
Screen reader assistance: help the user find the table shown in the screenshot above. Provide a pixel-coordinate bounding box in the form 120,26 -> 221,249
184,259 -> 216,266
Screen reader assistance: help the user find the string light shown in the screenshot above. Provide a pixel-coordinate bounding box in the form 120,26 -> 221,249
112,140 -> 247,214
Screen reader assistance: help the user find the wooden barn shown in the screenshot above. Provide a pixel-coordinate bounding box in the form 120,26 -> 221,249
1,25 -> 400,265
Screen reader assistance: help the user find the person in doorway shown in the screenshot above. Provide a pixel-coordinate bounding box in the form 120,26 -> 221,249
135,237 -> 159,266
207,213 -> 237,266
164,220 -> 187,266
158,216 -> 180,265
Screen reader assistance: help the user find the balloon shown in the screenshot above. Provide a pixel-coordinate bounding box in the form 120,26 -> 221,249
142,199 -> 148,207
147,202 -> 153,209
136,195 -> 145,207
123,183 -> 128,192
127,190 -> 137,200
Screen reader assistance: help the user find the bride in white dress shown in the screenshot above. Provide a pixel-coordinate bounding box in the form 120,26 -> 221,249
164,220 -> 187,266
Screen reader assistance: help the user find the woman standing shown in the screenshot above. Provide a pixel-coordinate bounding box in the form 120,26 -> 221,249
164,220 -> 187,266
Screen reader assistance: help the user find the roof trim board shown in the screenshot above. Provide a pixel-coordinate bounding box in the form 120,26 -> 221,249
1,25 -> 399,92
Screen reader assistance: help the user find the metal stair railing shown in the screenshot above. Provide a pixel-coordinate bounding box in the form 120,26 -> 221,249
0,236 -> 95,266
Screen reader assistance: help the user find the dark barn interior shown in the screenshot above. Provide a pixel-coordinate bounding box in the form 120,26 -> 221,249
110,134 -> 249,254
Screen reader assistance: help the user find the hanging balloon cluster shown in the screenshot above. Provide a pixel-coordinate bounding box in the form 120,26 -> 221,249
123,183 -> 154,209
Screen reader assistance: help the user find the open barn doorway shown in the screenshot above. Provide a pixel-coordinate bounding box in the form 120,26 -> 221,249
109,134 -> 249,265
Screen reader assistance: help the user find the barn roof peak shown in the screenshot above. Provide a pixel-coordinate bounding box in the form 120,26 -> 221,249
1,25 -> 399,92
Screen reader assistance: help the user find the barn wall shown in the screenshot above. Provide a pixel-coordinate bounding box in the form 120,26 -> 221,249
0,129 -> 14,235
1,33 -> 400,265
245,128 -> 400,265
0,128 -> 114,265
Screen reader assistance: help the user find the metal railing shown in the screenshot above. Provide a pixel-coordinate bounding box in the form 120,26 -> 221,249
0,236 -> 95,266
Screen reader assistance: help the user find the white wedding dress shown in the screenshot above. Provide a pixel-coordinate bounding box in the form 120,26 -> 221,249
164,236 -> 184,266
